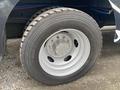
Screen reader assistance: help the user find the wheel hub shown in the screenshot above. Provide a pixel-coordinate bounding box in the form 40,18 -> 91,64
46,33 -> 73,57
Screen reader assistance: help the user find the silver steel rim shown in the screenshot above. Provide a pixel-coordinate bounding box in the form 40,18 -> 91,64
39,29 -> 91,76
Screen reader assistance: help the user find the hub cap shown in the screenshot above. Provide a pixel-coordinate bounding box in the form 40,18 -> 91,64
46,33 -> 73,57
39,29 -> 91,76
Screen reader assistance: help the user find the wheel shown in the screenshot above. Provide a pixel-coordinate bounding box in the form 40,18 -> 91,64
20,7 -> 102,85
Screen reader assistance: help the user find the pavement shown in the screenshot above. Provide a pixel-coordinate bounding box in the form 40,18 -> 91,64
0,32 -> 120,90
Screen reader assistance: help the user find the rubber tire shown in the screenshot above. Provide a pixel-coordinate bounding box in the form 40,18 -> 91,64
20,7 -> 102,85
25,7 -> 57,28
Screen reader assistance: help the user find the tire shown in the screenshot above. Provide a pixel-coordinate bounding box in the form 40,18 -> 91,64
25,7 -> 57,28
20,7 -> 102,85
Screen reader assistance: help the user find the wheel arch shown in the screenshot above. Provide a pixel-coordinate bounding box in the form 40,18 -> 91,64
0,0 -> 20,60
0,0 -> 117,60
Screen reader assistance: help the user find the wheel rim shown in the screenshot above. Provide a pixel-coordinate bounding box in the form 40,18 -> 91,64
39,29 -> 91,76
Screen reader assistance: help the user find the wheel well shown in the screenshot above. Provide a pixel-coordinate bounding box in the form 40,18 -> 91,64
6,0 -> 114,38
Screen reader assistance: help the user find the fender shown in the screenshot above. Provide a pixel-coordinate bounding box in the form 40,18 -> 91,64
0,0 -> 119,61
0,0 -> 19,61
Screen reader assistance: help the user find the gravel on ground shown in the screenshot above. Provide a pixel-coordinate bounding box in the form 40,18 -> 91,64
0,32 -> 120,90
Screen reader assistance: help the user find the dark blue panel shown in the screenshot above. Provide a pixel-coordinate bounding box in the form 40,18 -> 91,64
8,0 -> 115,26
